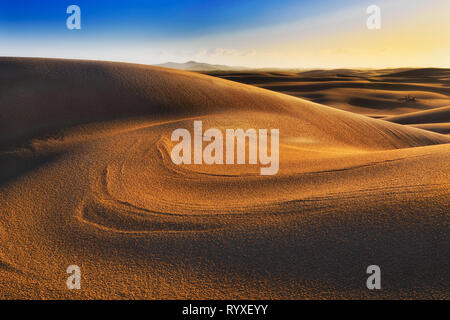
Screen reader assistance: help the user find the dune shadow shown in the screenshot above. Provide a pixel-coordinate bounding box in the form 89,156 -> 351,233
0,151 -> 61,187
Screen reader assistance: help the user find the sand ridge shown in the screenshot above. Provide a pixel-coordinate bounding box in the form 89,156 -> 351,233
205,68 -> 450,117
0,58 -> 449,299
383,106 -> 450,134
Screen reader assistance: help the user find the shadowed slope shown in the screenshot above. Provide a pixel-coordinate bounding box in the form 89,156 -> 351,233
1,57 -> 448,149
204,68 -> 450,117
383,106 -> 450,124
384,106 -> 450,134
0,58 -> 449,299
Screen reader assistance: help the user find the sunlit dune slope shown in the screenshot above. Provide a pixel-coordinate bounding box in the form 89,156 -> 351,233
0,58 -> 449,299
410,123 -> 450,134
383,106 -> 450,124
206,68 -> 450,117
1,58 -> 448,149
384,106 -> 450,134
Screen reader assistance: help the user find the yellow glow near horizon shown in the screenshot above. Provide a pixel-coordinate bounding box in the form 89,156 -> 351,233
169,0 -> 449,69
2,0 -> 448,68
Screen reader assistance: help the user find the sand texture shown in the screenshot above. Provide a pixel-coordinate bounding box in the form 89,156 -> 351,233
206,68 -> 450,117
0,58 -> 449,299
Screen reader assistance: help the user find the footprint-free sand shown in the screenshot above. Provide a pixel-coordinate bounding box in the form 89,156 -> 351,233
0,58 -> 449,299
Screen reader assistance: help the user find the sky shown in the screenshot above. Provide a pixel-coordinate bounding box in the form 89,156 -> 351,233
0,0 -> 449,68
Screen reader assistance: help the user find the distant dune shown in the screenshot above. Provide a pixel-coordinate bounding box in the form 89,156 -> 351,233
205,68 -> 450,117
383,106 -> 450,124
383,106 -> 450,134
410,123 -> 450,134
0,58 -> 449,299
383,68 -> 450,78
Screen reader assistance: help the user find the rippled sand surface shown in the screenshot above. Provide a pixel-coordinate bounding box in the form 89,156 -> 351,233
0,58 -> 449,299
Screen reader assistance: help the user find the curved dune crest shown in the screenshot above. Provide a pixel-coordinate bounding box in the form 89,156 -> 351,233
1,57 -> 448,148
0,58 -> 449,299
410,123 -> 450,134
383,106 -> 450,124
383,106 -> 450,134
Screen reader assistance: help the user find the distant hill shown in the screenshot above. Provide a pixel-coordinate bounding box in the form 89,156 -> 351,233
384,68 -> 450,78
155,60 -> 247,71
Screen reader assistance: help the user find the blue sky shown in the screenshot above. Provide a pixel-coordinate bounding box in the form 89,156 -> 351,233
1,0 -> 449,68
0,0 -> 352,38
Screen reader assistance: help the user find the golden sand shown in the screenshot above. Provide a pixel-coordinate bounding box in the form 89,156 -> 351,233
0,58 -> 449,299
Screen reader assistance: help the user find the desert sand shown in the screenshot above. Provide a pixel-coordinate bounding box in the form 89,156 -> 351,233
383,106 -> 450,134
0,58 -> 449,299
206,68 -> 450,118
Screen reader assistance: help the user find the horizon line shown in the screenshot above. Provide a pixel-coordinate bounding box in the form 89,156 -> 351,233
1,55 -> 449,71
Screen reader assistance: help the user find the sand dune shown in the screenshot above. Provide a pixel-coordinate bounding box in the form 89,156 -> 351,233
410,123 -> 450,134
383,106 -> 450,124
383,106 -> 450,134
0,58 -> 449,299
206,69 -> 450,117
384,68 -> 450,78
